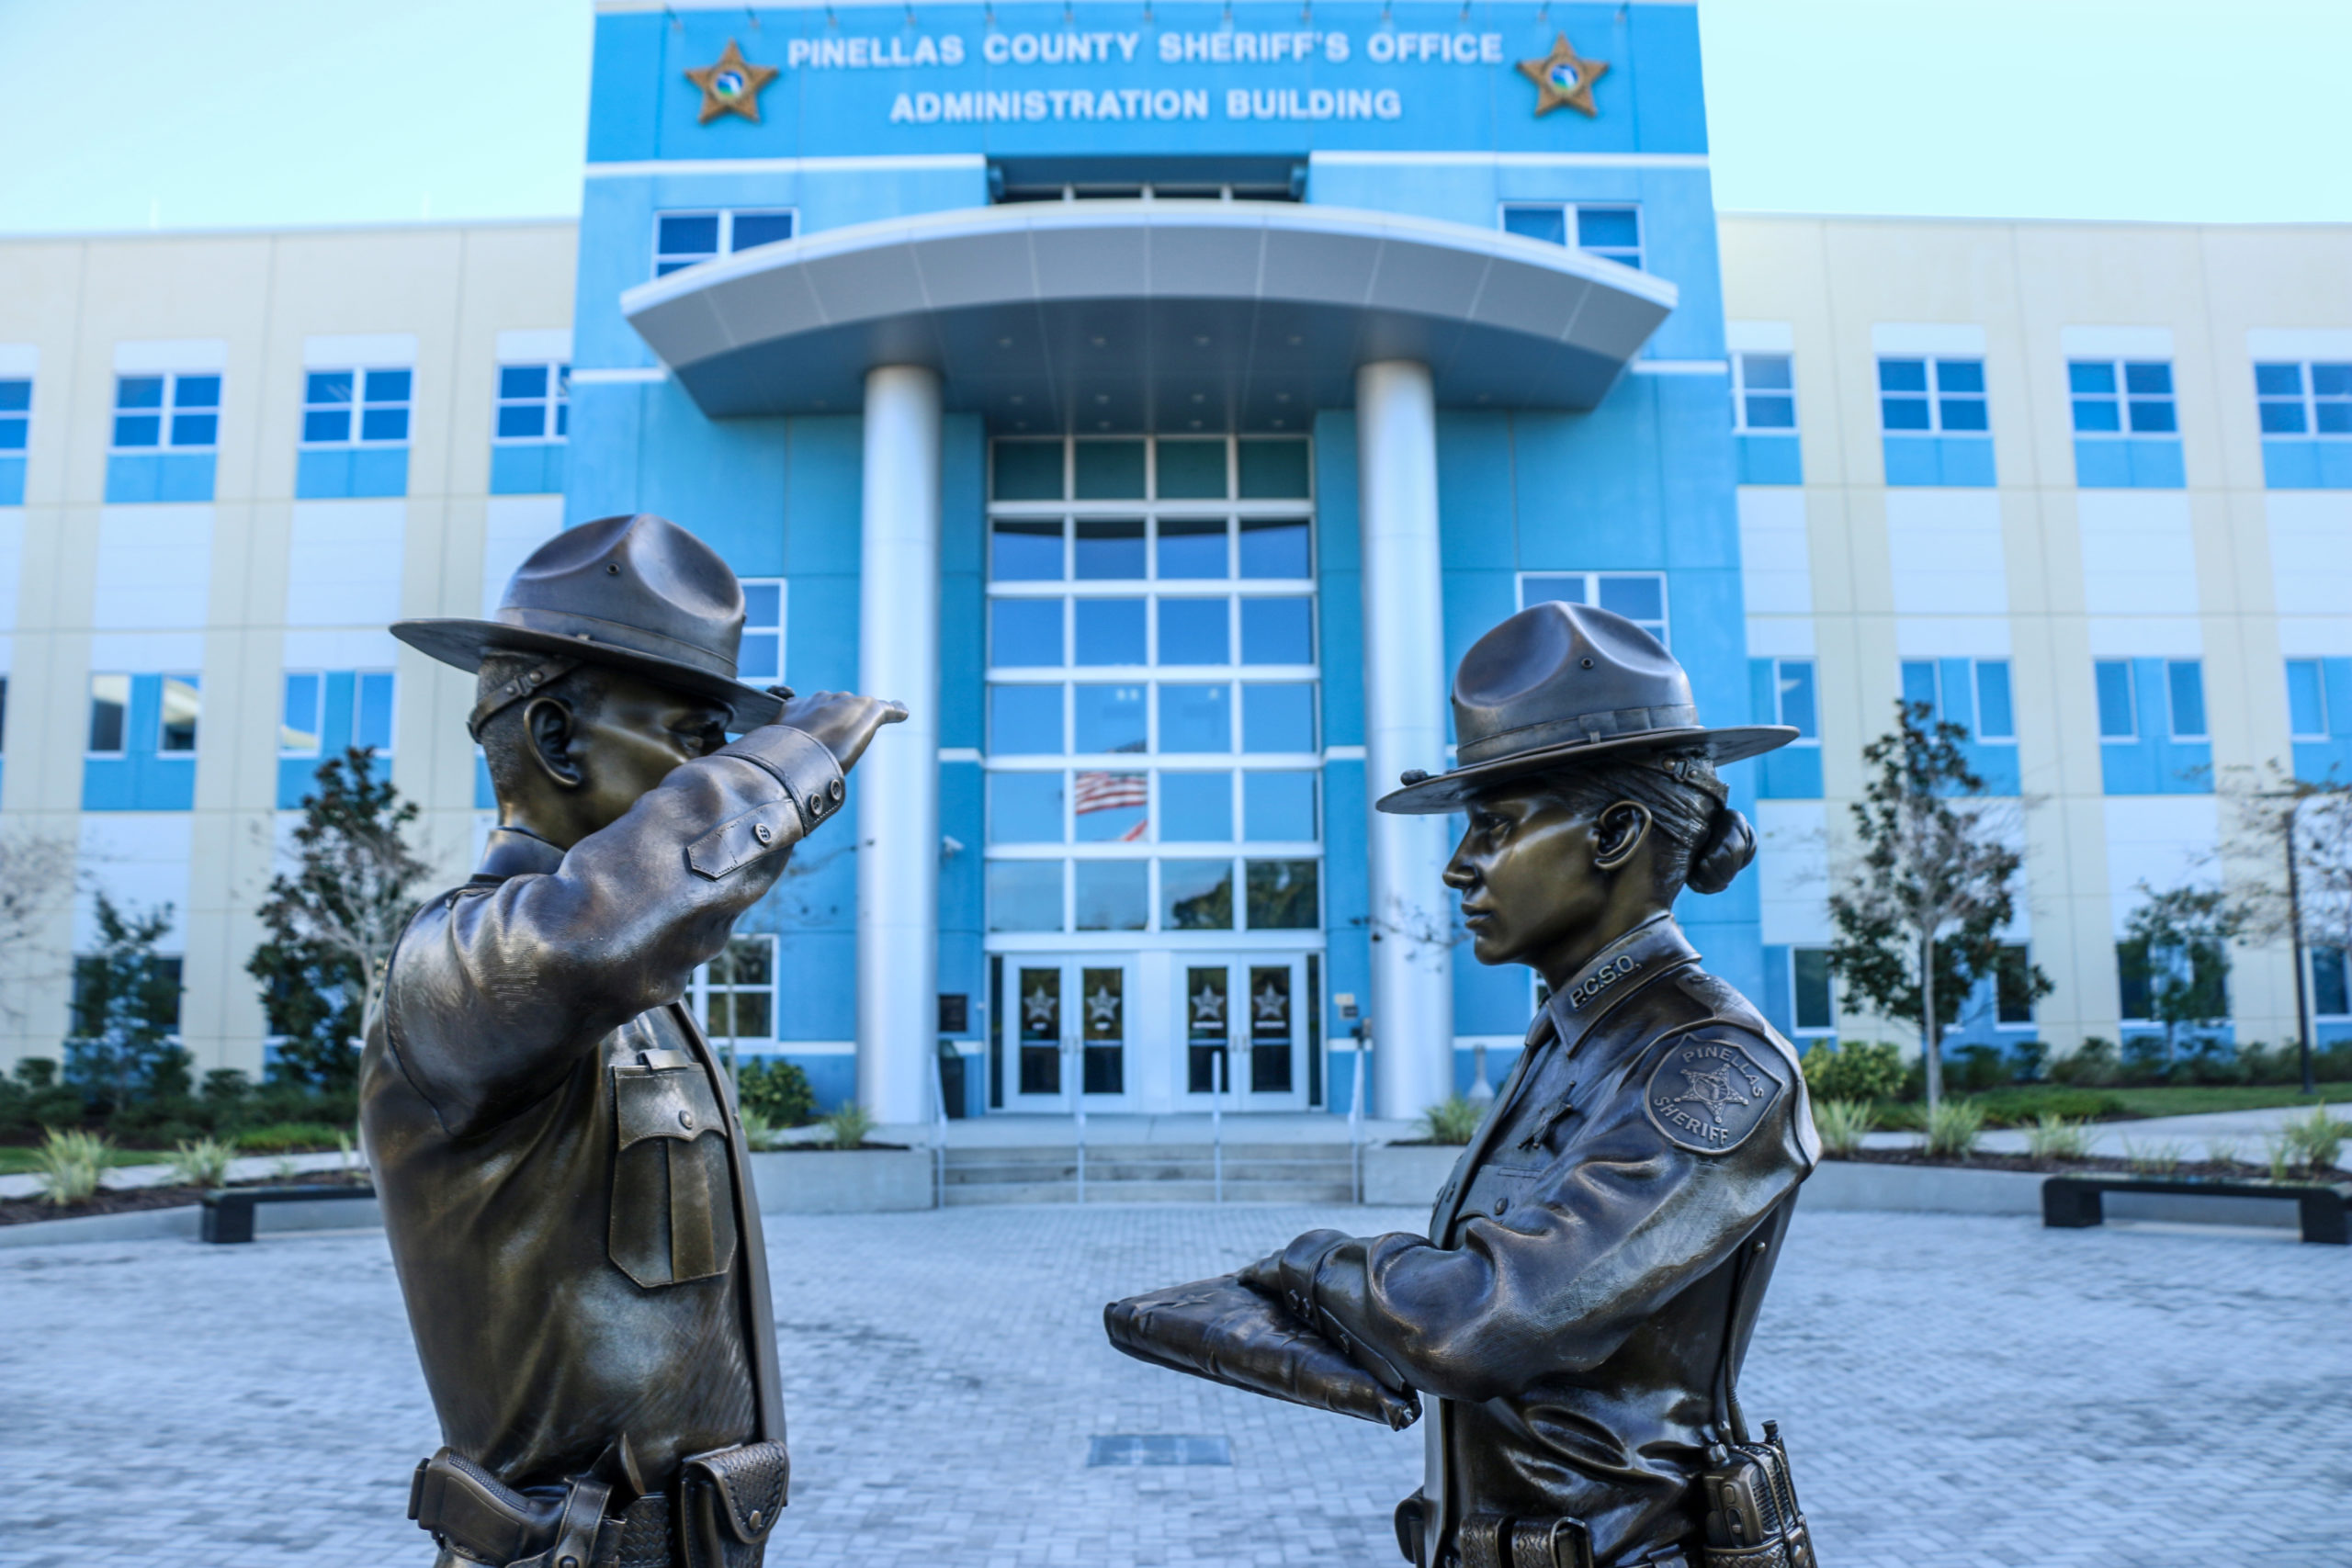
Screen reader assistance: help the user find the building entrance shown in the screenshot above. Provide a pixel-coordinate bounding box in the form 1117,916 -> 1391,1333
1178,953 -> 1315,1111
1006,954 -> 1139,1111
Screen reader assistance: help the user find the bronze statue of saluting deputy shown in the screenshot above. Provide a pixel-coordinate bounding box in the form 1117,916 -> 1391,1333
366,513 -> 903,1568
1108,602 -> 1821,1568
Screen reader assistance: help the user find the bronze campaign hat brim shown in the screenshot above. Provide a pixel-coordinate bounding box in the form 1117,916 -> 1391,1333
1374,723 -> 1799,815
391,616 -> 787,729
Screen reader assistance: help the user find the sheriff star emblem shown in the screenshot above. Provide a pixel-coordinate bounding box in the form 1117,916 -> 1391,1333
685,39 -> 779,125
1517,34 -> 1609,118
1645,1036 -> 1781,1154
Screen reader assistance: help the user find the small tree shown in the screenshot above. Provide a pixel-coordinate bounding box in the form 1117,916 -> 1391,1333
2218,766 -> 2352,1092
64,893 -> 188,1110
248,748 -> 430,1089
2118,882 -> 2244,1064
0,831 -> 75,1031
1827,701 -> 2049,1113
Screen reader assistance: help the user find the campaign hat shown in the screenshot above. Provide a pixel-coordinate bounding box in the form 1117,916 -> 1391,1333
1375,600 -> 1794,814
391,513 -> 786,730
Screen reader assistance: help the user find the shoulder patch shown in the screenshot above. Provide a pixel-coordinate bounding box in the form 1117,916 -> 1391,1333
1644,1032 -> 1784,1155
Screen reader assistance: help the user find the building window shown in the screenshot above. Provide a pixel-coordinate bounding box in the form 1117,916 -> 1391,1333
1974,660 -> 2016,740
0,378 -> 28,450
983,435 -> 1319,937
302,368 -> 411,446
495,363 -> 570,442
1499,202 -> 1643,270
695,934 -> 776,1054
1519,572 -> 1668,646
2312,947 -> 2350,1019
71,953 -> 183,1041
1772,659 -> 1818,739
2068,360 -> 2177,434
355,671 -> 395,752
1732,353 -> 1795,432
112,373 -> 220,450
2254,361 -> 2352,435
739,580 -> 784,683
1899,659 -> 1942,716
653,209 -> 798,276
1994,943 -> 2036,1025
157,675 -> 200,753
2165,660 -> 2207,740
280,672 -> 322,755
1877,357 -> 1986,434
1791,946 -> 1835,1033
87,674 -> 130,755
2286,659 -> 2330,739
2094,660 -> 2137,739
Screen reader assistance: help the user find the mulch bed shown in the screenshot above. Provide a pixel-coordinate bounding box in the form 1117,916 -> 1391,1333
1827,1147 -> 2324,1180
0,1167 -> 371,1228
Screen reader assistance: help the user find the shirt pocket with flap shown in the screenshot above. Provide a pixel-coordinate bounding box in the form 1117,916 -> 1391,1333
608,1058 -> 738,1289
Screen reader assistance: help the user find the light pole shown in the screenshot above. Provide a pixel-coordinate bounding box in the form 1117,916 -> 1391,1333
2262,788 -> 2317,1097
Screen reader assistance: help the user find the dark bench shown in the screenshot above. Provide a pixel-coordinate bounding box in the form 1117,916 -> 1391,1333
2041,1175 -> 2349,1245
199,1183 -> 377,1244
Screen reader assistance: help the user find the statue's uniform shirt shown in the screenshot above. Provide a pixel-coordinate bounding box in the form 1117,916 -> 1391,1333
1283,916 -> 1818,1566
360,725 -> 832,1494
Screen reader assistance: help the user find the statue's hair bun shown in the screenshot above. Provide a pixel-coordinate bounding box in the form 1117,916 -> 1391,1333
1685,806 -> 1756,896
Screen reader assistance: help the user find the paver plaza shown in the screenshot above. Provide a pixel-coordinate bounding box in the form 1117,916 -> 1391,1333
0,1204 -> 2344,1567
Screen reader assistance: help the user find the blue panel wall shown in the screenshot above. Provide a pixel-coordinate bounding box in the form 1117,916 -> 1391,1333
82,675 -> 198,811
276,674 -> 391,808
2073,437 -> 2183,490
0,456 -> 25,506
1736,435 -> 1801,486
296,447 -> 409,500
491,444 -> 569,496
105,453 -> 215,504
2100,658 -> 2213,795
2290,657 -> 2352,784
2261,440 -> 2352,490
1883,435 -> 1994,488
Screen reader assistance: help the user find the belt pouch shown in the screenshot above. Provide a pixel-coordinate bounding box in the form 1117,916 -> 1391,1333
1453,1514 -> 1593,1568
676,1441 -> 790,1568
1695,1423 -> 1815,1568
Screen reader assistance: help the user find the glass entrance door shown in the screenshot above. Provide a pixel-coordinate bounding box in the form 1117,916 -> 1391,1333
1179,954 -> 1312,1111
1009,956 -> 1136,1111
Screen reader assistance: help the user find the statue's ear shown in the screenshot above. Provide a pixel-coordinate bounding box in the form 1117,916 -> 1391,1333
1593,800 -> 1652,872
523,696 -> 585,790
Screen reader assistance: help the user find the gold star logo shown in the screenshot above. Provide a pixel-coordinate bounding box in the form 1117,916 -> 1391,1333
1517,34 -> 1609,118
685,39 -> 779,125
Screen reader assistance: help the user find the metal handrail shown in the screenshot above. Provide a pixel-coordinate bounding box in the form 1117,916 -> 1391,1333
1212,1049 -> 1226,1203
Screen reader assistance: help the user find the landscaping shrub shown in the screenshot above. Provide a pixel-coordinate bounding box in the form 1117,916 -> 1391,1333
1799,1041 -> 1905,1103
2023,1114 -> 2096,1161
32,1129 -> 111,1205
820,1101 -> 876,1150
737,1056 -> 817,1127
1953,1085 -> 2129,1127
2283,1106 -> 2349,1172
1951,1043 -> 2007,1093
1923,1099 -> 1986,1159
2050,1036 -> 2120,1087
2007,1040 -> 2050,1084
1419,1096 -> 1484,1145
1810,1099 -> 1874,1157
233,1121 -> 346,1154
165,1137 -> 237,1187
0,1057 -> 86,1135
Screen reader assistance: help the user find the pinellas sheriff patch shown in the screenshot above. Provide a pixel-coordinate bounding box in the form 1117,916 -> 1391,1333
1645,1035 -> 1782,1154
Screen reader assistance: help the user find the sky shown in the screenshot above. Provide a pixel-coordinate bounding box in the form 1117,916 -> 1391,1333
0,0 -> 2344,234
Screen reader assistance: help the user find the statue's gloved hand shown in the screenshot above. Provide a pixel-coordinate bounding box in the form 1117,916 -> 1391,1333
774,691 -> 908,772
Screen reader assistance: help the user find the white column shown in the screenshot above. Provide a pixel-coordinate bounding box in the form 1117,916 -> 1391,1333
856,365 -> 943,1126
1355,359 -> 1456,1121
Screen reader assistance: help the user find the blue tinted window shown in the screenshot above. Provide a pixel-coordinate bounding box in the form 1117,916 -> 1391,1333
1738,355 -> 1797,429
1900,660 -> 1940,714
2127,398 -> 2176,434
2123,362 -> 2172,396
2286,660 -> 2329,738
2260,400 -> 2309,434
1074,520 -> 1146,579
1071,774 -> 1148,845
729,209 -> 796,251
2068,362 -> 2116,394
2166,660 -> 2207,739
1501,205 -> 1566,245
1157,598 -> 1228,664
656,212 -> 720,274
2315,947 -> 2351,1018
1243,772 -> 1317,840
1238,597 -> 1312,663
990,599 -> 1063,666
366,369 -> 412,402
496,404 -> 546,439
1241,683 -> 1315,751
990,521 -> 1063,580
0,415 -> 24,450
116,376 -> 164,410
499,365 -> 546,400
991,441 -> 1063,501
355,672 -> 396,751
1236,439 -> 1310,499
1776,660 -> 1817,738
1596,575 -> 1663,626
279,671 -> 322,753
170,412 -> 218,447
1878,359 -> 1928,393
2312,364 -> 2352,396
495,361 -> 567,446
2072,397 -> 2120,434
1159,772 -> 1232,840
1160,859 -> 1235,930
1520,574 -> 1585,607
2254,362 -> 2303,397
1576,207 -> 1639,249
1072,683 -> 1148,753
1934,359 -> 1984,394
1158,683 -> 1232,751
741,581 -> 782,627
1742,354 -> 1792,391
1073,441 -> 1148,500
1238,519 -> 1310,578
988,772 -> 1063,842
989,684 -> 1063,752
0,379 -> 29,412
304,408 -> 352,443
361,407 -> 408,441
114,413 -> 161,447
985,861 -> 1063,932
1975,660 -> 2015,739
1157,519 -> 1227,578
1073,598 -> 1146,664
2094,660 -> 2135,738
175,376 -> 220,408
307,371 -> 353,405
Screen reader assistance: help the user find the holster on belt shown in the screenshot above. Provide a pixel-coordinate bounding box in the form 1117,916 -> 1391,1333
408,1448 -> 609,1568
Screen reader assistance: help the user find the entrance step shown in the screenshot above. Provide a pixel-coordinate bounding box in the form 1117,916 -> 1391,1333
940,1143 -> 1358,1205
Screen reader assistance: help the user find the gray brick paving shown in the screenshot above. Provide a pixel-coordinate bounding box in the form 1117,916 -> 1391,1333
0,1206 -> 2345,1567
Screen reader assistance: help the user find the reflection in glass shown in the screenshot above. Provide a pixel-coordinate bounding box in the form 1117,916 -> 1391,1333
989,684 -> 1063,753
987,772 -> 1063,843
1159,683 -> 1233,751
1241,683 -> 1315,752
1073,597 -> 1146,664
1238,518 -> 1310,578
1239,597 -> 1313,663
1246,859 -> 1319,929
1071,771 -> 1148,842
280,671 -> 322,754
87,673 -> 130,753
1074,860 -> 1148,930
987,862 -> 1063,931
1161,859 -> 1234,931
1243,771 -> 1317,840
1249,964 -> 1294,1093
158,677 -> 200,753
1157,518 -> 1228,578
990,598 -> 1062,665
1159,771 -> 1233,841
1156,597 -> 1228,664
1186,964 -> 1230,1094
1080,964 -> 1125,1093
1072,683 -> 1147,753
1017,964 -> 1062,1094
1075,519 -> 1146,579
991,520 -> 1063,580
1156,440 -> 1227,500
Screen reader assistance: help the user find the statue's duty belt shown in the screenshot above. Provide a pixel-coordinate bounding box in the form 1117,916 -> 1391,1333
410,1441 -> 787,1568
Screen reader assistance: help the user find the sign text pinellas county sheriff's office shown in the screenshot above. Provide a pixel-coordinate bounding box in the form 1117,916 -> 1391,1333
767,29 -> 1532,124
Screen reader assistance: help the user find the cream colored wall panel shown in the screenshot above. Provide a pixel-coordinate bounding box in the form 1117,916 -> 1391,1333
497,328 -> 574,363
2083,617 -> 2201,658
87,631 -> 204,670
286,499 -> 405,626
1894,616 -> 2009,658
302,333 -> 419,368
1755,801 -> 1829,946
2057,326 -> 2174,359
1736,488 -> 1810,615
93,508 -> 213,629
2076,491 -> 2198,618
2101,796 -> 2220,933
75,812 -> 194,948
2266,492 -> 2352,626
481,495 -> 566,615
1746,617 -> 1815,658
1870,322 -> 1985,355
0,513 -> 20,632
1885,490 -> 2006,616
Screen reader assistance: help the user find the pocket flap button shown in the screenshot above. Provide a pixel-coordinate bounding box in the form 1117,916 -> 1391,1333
679,1109 -> 695,1130
752,822 -> 773,845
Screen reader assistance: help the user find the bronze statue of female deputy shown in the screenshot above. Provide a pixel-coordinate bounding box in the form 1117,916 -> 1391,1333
1107,602 -> 1822,1568
367,513 -> 902,1568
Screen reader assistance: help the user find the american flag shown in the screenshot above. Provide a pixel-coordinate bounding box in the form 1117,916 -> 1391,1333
1074,771 -> 1149,840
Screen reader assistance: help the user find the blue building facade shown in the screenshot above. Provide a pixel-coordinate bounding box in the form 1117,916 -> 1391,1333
565,1 -> 1753,1121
